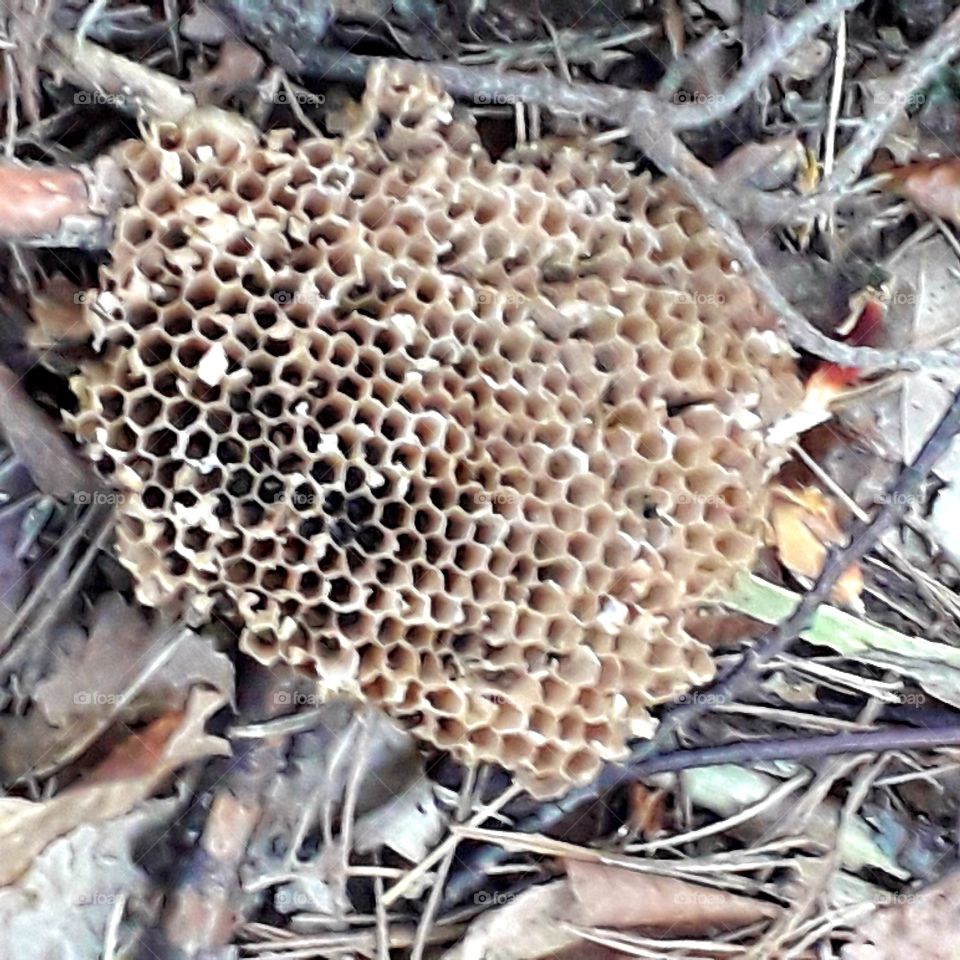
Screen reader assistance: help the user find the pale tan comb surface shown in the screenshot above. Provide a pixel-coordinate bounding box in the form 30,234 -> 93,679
67,64 -> 802,796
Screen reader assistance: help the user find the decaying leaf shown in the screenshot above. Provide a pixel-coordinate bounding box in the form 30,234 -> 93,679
34,592 -> 234,727
443,882 -> 579,960
444,859 -> 779,960
0,799 -> 177,960
353,769 -> 444,862
0,688 -> 228,886
768,486 -> 864,606
886,159 -> 960,223
565,859 -> 779,932
843,868 -> 960,959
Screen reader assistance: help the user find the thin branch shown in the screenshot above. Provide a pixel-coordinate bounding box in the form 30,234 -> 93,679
621,110 -> 960,372
638,382 -> 960,765
45,31 -> 196,123
46,26 -> 960,368
442,723 -> 960,907
668,0 -> 861,129
826,4 -> 960,195
0,160 -> 127,247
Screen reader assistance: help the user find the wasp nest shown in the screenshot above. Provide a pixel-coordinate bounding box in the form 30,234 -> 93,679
67,64 -> 802,796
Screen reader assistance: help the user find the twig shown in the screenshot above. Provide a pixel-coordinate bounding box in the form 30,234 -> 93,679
443,383 -> 960,907
642,384 -> 960,763
0,158 -> 126,246
622,116 -> 960,372
442,724 -> 960,907
382,783 -> 521,907
822,12 -> 847,179
45,27 -> 960,368
44,31 -> 255,143
775,756 -> 889,957
0,500 -> 109,664
825,5 -> 960,196
144,667 -> 291,957
668,0 -> 861,129
657,27 -> 737,99
626,774 -> 809,854
45,30 -> 195,123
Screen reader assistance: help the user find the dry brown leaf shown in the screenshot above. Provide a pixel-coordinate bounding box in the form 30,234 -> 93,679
565,860 -> 779,934
625,784 -> 668,840
445,861 -> 779,960
842,868 -> 960,959
29,274 -> 92,350
443,882 -> 580,960
0,798 -> 178,960
0,688 -> 228,886
886,159 -> 960,223
0,365 -> 99,501
768,485 -> 864,606
34,592 -> 235,728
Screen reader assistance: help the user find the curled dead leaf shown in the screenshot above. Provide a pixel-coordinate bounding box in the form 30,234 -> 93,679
0,688 -> 229,886
768,485 -> 864,607
843,867 -> 960,959
886,159 -> 960,223
565,860 -> 779,934
444,861 -> 779,960
35,592 -> 235,729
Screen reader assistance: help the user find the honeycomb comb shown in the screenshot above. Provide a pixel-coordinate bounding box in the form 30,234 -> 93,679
67,64 -> 802,796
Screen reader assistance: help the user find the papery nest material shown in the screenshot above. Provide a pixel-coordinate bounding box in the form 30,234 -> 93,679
67,63 -> 802,796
